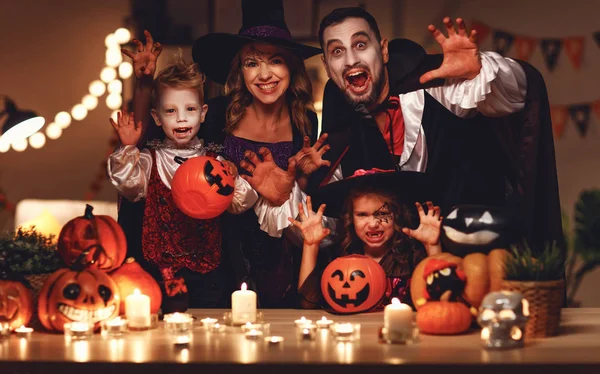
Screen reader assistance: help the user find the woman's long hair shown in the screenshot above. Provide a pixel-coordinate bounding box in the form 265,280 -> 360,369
224,46 -> 314,136
340,187 -> 415,256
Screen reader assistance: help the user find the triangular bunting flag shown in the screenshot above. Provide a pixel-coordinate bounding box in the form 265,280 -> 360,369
568,104 -> 591,138
564,37 -> 585,69
540,39 -> 563,71
592,100 -> 600,121
550,105 -> 569,139
594,32 -> 600,49
493,31 -> 514,55
471,21 -> 491,44
514,36 -> 537,61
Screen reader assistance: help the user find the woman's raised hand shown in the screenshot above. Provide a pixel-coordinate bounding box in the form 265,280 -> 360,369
240,147 -> 296,206
292,133 -> 331,176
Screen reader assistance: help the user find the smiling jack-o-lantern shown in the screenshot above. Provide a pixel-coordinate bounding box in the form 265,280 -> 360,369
58,204 -> 127,272
321,254 -> 387,314
441,205 -> 518,256
0,276 -> 34,331
172,156 -> 235,219
37,267 -> 120,332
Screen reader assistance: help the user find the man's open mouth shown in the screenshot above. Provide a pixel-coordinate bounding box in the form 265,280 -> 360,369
344,69 -> 371,94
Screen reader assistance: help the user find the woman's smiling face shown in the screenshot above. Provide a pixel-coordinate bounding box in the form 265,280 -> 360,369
240,43 -> 291,105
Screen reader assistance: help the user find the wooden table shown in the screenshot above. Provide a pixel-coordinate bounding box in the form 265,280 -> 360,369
1,308 -> 599,374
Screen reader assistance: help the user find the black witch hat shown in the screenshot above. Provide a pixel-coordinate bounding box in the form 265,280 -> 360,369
193,0 -> 322,85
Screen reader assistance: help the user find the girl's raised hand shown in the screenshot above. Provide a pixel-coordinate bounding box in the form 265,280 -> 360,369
288,196 -> 330,247
109,110 -> 142,146
402,201 -> 442,254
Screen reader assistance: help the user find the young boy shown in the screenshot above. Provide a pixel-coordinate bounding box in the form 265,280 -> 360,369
108,52 -> 257,310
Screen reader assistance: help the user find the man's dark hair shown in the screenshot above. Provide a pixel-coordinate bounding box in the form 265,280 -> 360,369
318,7 -> 382,49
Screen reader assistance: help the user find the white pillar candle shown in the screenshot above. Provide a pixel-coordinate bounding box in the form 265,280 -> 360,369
231,282 -> 257,324
125,289 -> 151,329
384,298 -> 413,341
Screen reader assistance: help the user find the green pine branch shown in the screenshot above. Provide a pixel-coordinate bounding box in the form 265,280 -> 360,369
0,227 -> 64,274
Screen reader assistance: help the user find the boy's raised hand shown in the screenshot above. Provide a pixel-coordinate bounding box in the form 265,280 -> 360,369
402,201 -> 442,255
121,30 -> 162,80
288,196 -> 330,247
109,111 -> 142,146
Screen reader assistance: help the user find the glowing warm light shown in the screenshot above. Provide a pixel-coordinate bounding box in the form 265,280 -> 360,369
106,93 -> 123,110
18,210 -> 61,239
55,111 -> 72,129
108,80 -> 123,94
29,132 -> 46,149
89,80 -> 106,97
114,28 -> 131,44
71,104 -> 88,121
0,138 -> 10,153
118,62 -> 133,79
11,137 -> 28,152
110,110 -> 119,122
511,326 -> 523,340
46,123 -> 62,139
104,33 -> 118,48
0,116 -> 45,144
82,95 -> 98,110
106,48 -> 123,68
481,326 -> 490,340
101,67 -> 117,83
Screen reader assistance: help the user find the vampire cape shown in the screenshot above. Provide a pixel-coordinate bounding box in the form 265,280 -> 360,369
308,39 -> 563,254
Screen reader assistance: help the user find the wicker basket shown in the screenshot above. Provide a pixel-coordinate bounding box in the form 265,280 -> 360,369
502,279 -> 565,338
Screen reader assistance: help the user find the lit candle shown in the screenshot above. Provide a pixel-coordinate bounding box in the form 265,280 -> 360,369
64,322 -> 92,340
316,316 -> 334,329
15,325 -> 33,339
331,323 -> 360,342
125,289 -> 151,329
384,298 -> 413,342
231,283 -> 257,324
265,336 -> 284,345
0,322 -> 10,338
294,316 -> 312,327
296,324 -> 317,341
164,313 -> 193,333
101,317 -> 128,337
200,317 -> 218,329
244,329 -> 263,340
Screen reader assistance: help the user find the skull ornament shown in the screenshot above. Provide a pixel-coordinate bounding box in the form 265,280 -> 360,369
478,291 -> 529,349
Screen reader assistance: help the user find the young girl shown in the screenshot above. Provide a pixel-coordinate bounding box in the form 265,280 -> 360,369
289,170 -> 442,310
107,53 -> 257,310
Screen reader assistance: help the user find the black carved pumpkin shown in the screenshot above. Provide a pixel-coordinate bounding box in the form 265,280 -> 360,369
321,254 -> 387,314
172,156 -> 234,219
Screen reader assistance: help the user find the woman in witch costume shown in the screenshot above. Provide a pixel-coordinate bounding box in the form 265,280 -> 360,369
290,170 -> 442,310
126,0 -> 328,307
192,0 -> 329,308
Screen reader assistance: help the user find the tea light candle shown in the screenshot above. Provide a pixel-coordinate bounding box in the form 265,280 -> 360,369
209,323 -> 226,333
125,289 -> 151,329
296,324 -> 317,341
294,316 -> 312,327
316,316 -> 334,329
244,329 -> 263,340
384,298 -> 413,342
200,317 -> 218,329
331,323 -> 360,342
164,313 -> 193,333
101,317 -> 128,337
264,336 -> 284,345
64,322 -> 92,340
15,325 -> 33,339
231,283 -> 257,324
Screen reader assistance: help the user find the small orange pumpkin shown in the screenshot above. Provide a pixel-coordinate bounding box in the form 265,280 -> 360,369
37,266 -> 120,332
110,258 -> 162,314
0,274 -> 34,331
58,204 -> 127,272
416,301 -> 473,335
321,254 -> 387,314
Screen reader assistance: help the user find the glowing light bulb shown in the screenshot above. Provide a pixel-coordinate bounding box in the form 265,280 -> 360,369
114,28 -> 131,44
29,132 -> 46,149
106,48 -> 123,68
89,80 -> 106,97
118,62 -> 133,79
101,67 -> 117,83
106,93 -> 123,110
55,111 -> 72,129
82,95 -> 98,110
71,104 -> 88,121
11,137 -> 28,152
105,33 -> 118,48
46,123 -> 62,139
107,80 -> 123,94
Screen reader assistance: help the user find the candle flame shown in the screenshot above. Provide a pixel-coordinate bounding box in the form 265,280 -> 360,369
391,297 -> 400,305
241,282 -> 247,291
133,288 -> 141,296
321,316 -> 327,321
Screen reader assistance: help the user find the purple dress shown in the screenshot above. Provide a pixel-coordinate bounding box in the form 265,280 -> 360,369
222,135 -> 298,308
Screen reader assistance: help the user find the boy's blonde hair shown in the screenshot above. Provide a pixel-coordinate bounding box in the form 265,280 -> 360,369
152,50 -> 206,108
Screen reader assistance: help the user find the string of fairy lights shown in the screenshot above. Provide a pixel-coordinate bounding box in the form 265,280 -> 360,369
0,27 -> 134,153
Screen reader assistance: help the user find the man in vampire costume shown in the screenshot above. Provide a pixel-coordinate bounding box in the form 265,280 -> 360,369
306,8 -> 562,253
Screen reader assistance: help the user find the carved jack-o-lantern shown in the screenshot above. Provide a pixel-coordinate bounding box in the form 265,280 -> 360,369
58,205 -> 127,272
321,255 -> 387,314
0,277 -> 34,331
442,205 -> 518,257
37,267 -> 120,332
172,156 -> 235,219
